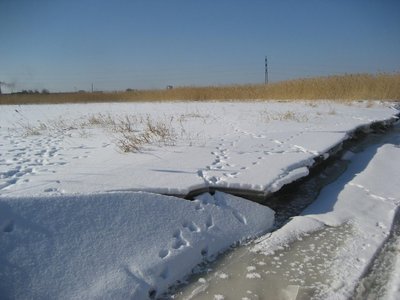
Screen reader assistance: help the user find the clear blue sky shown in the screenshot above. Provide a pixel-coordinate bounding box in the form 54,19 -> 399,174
1,0 -> 399,92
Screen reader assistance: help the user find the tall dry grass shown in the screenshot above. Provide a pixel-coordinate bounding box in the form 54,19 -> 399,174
1,73 -> 399,105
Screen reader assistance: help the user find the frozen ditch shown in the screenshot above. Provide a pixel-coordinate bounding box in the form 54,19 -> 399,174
183,117 -> 397,202
173,224 -> 354,300
170,121 -> 400,299
354,206 -> 400,300
1,101 -> 398,198
1,102 -> 399,299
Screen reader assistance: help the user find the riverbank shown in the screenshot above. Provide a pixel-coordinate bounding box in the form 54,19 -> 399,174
0,100 -> 398,298
174,123 -> 400,300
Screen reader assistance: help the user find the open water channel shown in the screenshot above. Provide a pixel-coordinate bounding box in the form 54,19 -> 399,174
165,121 -> 400,300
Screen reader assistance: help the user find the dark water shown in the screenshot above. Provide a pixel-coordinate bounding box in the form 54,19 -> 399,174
166,121 -> 400,300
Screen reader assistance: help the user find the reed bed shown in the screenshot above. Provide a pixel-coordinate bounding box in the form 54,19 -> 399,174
1,73 -> 399,105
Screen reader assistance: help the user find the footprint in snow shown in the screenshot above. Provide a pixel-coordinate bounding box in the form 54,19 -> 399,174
223,172 -> 239,178
172,229 -> 189,249
182,221 -> 201,233
159,267 -> 168,280
44,187 -> 59,193
206,215 -> 214,229
206,176 -> 217,184
2,220 -> 15,233
194,200 -> 204,211
232,210 -> 247,225
158,249 -> 170,259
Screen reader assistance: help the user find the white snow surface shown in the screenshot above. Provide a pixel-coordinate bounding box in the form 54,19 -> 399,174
0,191 -> 274,299
0,101 -> 397,196
253,141 -> 400,299
0,100 -> 399,299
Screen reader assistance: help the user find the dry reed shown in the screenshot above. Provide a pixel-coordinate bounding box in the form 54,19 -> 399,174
1,73 -> 399,105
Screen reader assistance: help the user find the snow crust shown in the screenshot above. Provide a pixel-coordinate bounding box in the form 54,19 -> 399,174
386,237 -> 400,300
0,101 -> 397,197
253,142 -> 400,299
0,191 -> 274,299
0,100 -> 398,299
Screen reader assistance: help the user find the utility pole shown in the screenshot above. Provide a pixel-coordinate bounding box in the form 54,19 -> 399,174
91,83 -> 94,93
265,56 -> 268,84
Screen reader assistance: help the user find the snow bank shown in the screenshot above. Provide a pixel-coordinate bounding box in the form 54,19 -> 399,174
1,101 -> 398,299
253,142 -> 400,299
0,101 -> 397,197
0,191 -> 274,299
386,237 -> 400,300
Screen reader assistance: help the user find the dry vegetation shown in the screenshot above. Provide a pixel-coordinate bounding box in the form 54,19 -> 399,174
259,110 -> 310,123
14,113 -> 177,152
1,73 -> 399,105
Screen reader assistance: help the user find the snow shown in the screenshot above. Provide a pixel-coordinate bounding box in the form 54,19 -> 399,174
0,191 -> 274,299
253,138 -> 400,299
0,101 -> 397,197
0,100 -> 399,299
386,236 -> 400,300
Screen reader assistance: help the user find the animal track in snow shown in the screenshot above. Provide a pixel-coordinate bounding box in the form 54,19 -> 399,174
0,134 -> 66,192
172,229 -> 189,249
194,199 -> 205,211
206,215 -> 214,229
223,172 -> 239,179
200,137 -> 250,184
158,249 -> 170,259
159,217 -> 210,267
201,247 -> 209,256
348,182 -> 388,202
159,267 -> 169,280
182,221 -> 201,233
43,187 -> 64,194
2,220 -> 14,233
232,210 -> 247,225
208,176 -> 221,184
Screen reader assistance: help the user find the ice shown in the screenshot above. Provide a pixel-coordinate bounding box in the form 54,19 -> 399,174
175,121 -> 400,300
175,223 -> 354,299
354,214 -> 400,299
253,141 -> 400,298
0,100 -> 398,299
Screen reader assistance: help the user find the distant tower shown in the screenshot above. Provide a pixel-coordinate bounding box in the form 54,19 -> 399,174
265,56 -> 269,84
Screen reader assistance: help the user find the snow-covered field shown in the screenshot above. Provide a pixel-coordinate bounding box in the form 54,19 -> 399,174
0,101 -> 396,197
0,100 -> 399,299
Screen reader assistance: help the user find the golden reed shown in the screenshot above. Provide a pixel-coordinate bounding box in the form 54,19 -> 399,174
1,73 -> 399,105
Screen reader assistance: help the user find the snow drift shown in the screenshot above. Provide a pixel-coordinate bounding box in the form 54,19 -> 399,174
0,191 -> 274,299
